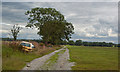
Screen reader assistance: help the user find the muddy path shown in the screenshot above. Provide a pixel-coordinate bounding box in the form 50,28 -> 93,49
22,46 -> 74,70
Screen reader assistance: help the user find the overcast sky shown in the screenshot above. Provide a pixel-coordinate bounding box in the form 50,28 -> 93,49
1,2 -> 119,43
1,0 -> 119,2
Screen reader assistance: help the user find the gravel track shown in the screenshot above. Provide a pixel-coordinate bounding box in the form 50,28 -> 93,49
22,46 -> 74,70
52,48 -> 75,70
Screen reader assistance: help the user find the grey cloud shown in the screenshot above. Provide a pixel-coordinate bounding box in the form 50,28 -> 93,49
2,2 -> 118,43
1,23 -> 40,39
2,0 -> 119,2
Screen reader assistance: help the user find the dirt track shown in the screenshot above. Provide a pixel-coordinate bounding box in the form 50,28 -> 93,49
22,46 -> 74,70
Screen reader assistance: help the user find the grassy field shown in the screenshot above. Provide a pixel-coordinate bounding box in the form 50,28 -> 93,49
67,45 -> 118,70
2,41 -> 61,70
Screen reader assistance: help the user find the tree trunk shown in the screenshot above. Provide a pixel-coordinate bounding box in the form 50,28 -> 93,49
14,36 -> 17,41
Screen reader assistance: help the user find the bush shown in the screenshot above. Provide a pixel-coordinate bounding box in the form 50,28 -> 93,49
47,44 -> 53,47
39,43 -> 44,46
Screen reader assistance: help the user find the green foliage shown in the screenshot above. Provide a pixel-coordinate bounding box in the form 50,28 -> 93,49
68,40 -> 75,45
39,43 -> 44,46
25,7 -> 74,45
25,7 -> 65,28
39,21 -> 74,45
75,40 -> 82,46
60,40 -> 68,45
25,8 -> 64,26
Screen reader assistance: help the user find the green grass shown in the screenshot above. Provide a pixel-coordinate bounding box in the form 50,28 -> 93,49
2,45 -> 41,70
2,44 -> 61,70
67,45 -> 118,70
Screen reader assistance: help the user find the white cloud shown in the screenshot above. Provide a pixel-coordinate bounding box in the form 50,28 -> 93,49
0,30 -> 8,33
86,33 -> 95,37
65,13 -> 77,19
108,28 -> 117,37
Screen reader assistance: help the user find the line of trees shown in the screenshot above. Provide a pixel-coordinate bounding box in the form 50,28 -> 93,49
61,40 -> 119,47
2,38 -> 120,47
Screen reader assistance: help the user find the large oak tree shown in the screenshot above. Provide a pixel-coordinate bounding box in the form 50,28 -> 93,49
25,7 -> 74,45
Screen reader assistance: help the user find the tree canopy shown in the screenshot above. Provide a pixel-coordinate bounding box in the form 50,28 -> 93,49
75,40 -> 82,46
25,7 -> 74,45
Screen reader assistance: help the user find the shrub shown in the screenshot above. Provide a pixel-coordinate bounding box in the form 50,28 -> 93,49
39,43 -> 44,46
47,44 -> 53,47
